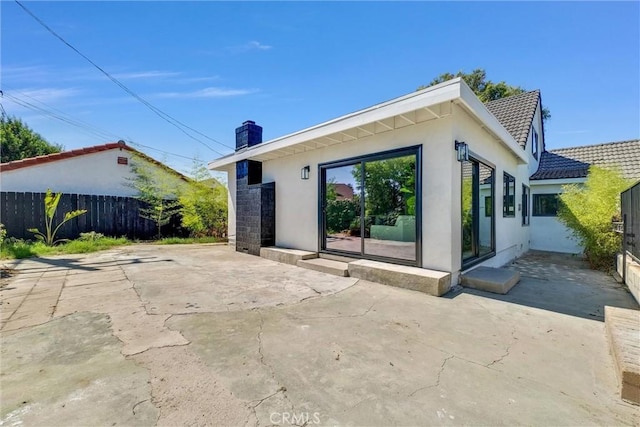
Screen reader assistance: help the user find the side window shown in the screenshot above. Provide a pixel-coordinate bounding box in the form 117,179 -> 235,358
503,173 -> 516,217
522,185 -> 530,225
533,194 -> 559,216
532,128 -> 539,160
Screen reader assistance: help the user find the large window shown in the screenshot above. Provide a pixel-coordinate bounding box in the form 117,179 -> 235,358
462,158 -> 495,267
320,147 -> 421,265
503,173 -> 516,217
533,194 -> 560,216
522,185 -> 530,225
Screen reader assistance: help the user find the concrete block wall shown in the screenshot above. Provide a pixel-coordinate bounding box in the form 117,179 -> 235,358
617,253 -> 640,305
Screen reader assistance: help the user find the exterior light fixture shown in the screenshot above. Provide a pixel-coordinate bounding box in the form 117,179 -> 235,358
455,140 -> 469,162
301,165 -> 310,180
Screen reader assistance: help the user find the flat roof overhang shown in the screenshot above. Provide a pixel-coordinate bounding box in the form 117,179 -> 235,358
209,78 -> 527,170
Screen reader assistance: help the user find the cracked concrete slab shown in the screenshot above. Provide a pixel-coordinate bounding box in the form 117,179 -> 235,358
0,312 -> 158,426
1,245 -> 638,426
168,281 -> 639,426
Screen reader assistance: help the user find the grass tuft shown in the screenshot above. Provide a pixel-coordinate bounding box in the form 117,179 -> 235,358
155,236 -> 226,245
1,237 -> 129,259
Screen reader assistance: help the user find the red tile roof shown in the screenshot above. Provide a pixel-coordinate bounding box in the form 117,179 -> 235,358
0,141 -> 189,180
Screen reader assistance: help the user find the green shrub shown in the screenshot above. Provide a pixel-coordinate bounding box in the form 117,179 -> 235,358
558,166 -> 632,271
0,223 -> 6,247
78,231 -> 105,241
28,189 -> 87,246
179,161 -> 228,238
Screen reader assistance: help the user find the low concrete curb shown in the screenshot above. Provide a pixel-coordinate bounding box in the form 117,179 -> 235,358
259,247 -> 317,265
605,305 -> 640,405
297,258 -> 349,277
461,267 -> 520,294
348,259 -> 450,296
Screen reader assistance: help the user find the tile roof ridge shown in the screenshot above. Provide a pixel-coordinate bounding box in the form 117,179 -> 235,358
549,139 -> 640,153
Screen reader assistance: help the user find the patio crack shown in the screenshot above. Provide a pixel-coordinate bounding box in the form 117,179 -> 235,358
407,355 -> 454,397
486,326 -> 518,368
251,309 -> 298,424
292,298 -> 380,320
132,398 -> 150,415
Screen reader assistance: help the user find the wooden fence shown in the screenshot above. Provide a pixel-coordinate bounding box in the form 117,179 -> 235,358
0,192 -> 185,240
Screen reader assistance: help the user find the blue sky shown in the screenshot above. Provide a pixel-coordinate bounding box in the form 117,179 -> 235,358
2,1 -> 639,175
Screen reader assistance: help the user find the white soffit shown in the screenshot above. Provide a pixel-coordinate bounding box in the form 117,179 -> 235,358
209,77 -> 526,169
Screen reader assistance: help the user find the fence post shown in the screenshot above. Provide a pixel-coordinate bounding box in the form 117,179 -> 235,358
622,213 -> 627,285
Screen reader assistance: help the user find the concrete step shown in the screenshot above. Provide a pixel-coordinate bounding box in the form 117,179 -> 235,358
259,247 -> 317,266
605,306 -> 640,405
460,267 -> 520,294
318,253 -> 357,263
297,258 -> 350,277
348,259 -> 451,296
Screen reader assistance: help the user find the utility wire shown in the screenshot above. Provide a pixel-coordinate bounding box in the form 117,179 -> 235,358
2,90 -> 206,164
14,0 -> 232,155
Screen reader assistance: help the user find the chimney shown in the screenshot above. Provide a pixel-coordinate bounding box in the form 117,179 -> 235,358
235,120 -> 262,151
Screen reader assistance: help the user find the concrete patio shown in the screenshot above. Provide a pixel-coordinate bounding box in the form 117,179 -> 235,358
1,244 -> 638,426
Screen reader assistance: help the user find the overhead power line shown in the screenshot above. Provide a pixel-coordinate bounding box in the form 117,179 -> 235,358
2,90 -> 206,164
14,0 -> 232,156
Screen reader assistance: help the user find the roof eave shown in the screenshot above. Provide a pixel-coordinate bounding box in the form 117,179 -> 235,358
208,78 -> 465,170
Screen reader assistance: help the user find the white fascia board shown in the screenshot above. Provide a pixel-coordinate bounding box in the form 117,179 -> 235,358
530,177 -> 586,186
209,78 -> 464,170
457,83 -> 528,164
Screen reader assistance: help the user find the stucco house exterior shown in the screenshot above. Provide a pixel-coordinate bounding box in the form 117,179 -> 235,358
0,141 -> 186,196
209,78 -> 638,287
529,140 -> 640,253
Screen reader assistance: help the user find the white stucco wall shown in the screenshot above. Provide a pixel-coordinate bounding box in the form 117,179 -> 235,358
0,149 -> 177,197
452,104 -> 530,275
530,181 -> 583,254
223,165 -> 237,247
260,115 -> 457,273
220,100 -> 535,282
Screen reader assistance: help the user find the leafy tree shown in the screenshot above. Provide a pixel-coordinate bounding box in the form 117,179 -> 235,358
179,159 -> 228,238
0,116 -> 63,162
352,157 -> 415,225
28,189 -> 87,246
127,155 -> 184,239
324,179 -> 359,234
419,68 -> 551,122
558,166 -> 631,271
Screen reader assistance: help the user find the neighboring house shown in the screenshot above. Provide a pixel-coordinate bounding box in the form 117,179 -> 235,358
0,141 -> 186,196
331,183 -> 354,201
208,77 -> 637,285
529,140 -> 640,253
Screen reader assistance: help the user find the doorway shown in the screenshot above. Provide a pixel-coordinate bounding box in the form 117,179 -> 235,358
461,157 -> 495,268
320,146 -> 421,266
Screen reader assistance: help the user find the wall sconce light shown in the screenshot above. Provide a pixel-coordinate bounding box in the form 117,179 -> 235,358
455,140 -> 469,162
301,165 -> 310,180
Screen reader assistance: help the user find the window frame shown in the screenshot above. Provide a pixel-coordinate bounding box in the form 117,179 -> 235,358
318,145 -> 422,267
462,156 -> 496,270
532,128 -> 539,160
532,193 -> 560,217
503,172 -> 516,218
484,196 -> 492,217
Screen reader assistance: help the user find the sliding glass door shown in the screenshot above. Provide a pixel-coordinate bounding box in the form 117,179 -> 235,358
462,157 -> 495,267
320,147 -> 421,265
